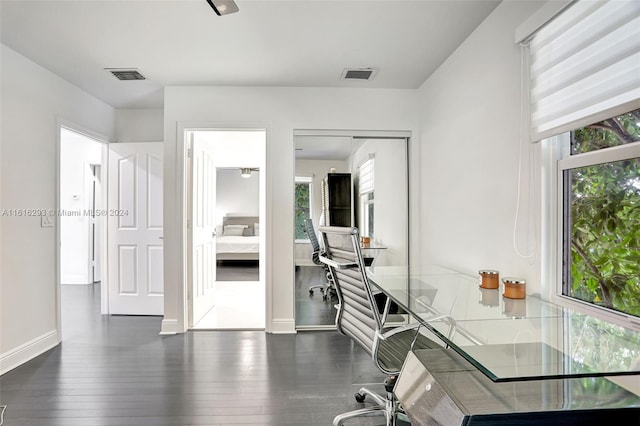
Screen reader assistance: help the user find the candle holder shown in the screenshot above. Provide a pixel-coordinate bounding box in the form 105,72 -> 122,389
478,270 -> 499,289
502,277 -> 526,299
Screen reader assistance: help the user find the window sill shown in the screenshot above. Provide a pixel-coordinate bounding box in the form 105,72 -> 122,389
550,293 -> 640,331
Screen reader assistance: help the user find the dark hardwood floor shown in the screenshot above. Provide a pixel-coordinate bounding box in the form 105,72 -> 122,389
295,266 -> 338,327
0,284 -> 399,425
216,261 -> 259,281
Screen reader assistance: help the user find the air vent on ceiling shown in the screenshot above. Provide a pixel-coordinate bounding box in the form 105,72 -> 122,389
341,68 -> 377,81
106,68 -> 146,81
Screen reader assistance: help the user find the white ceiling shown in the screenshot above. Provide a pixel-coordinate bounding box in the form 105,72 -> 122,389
295,136 -> 356,160
0,0 -> 500,109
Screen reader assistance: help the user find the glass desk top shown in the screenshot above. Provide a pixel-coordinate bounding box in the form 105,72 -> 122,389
366,265 -> 640,382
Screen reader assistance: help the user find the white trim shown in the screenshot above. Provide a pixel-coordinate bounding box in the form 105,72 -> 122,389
293,129 -> 411,139
159,319 -> 180,335
0,330 -> 59,375
541,134 -> 566,303
552,293 -> 640,330
294,176 -> 313,183
270,318 -> 296,334
559,140 -> 640,170
515,0 -> 574,44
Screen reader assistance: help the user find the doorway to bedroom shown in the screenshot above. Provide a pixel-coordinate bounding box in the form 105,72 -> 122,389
187,129 -> 266,330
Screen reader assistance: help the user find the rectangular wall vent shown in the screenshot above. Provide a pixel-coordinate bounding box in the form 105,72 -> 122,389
106,68 -> 146,81
342,68 -> 377,81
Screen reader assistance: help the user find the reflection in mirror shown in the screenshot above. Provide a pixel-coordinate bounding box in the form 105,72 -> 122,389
294,135 -> 408,328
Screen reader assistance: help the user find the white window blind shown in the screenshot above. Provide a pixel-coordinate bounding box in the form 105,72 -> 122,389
358,159 -> 374,195
529,0 -> 640,141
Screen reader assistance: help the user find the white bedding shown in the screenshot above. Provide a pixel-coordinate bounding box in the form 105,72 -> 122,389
216,235 -> 260,254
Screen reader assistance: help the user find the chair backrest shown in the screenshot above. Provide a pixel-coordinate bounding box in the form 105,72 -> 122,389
318,226 -> 383,357
304,218 -> 322,266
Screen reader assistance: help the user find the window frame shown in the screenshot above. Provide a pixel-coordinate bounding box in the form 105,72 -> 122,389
548,134 -> 640,329
294,176 -> 313,243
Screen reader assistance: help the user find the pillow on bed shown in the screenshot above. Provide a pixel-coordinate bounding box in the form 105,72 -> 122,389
223,225 -> 247,236
254,222 -> 260,236
242,227 -> 254,237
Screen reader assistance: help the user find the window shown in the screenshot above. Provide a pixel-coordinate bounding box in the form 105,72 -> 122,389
559,109 -> 640,318
360,192 -> 374,238
294,177 -> 312,241
358,159 -> 374,238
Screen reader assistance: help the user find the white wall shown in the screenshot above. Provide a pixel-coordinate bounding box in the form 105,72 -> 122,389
216,169 -> 260,221
0,45 -> 115,374
60,129 -> 102,284
294,158 -> 349,265
351,139 -> 408,266
416,1 -> 544,293
163,86 -> 419,334
115,108 -> 163,142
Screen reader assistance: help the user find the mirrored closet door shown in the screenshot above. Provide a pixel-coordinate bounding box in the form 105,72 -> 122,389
294,134 -> 409,329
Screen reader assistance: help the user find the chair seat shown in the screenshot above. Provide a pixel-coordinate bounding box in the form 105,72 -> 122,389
377,328 -> 440,373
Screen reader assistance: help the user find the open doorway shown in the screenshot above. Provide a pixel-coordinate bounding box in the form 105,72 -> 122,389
59,126 -> 107,338
187,129 -> 266,330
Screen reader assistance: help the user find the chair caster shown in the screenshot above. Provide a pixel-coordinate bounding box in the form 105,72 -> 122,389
354,392 -> 366,403
322,294 -> 328,300
309,289 -> 314,295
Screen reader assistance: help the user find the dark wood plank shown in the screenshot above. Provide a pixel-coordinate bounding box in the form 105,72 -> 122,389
0,284 -> 404,426
295,265 -> 338,327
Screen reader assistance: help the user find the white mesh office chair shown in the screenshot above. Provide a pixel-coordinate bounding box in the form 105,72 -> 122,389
318,226 -> 440,426
304,218 -> 335,300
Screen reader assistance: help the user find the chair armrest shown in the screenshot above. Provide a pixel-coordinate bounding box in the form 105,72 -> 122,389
377,322 -> 422,341
319,255 -> 358,270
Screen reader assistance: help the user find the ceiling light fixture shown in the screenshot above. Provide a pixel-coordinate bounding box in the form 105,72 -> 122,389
206,0 -> 239,16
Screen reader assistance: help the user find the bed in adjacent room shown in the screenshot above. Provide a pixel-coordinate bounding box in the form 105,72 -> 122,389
216,216 -> 260,261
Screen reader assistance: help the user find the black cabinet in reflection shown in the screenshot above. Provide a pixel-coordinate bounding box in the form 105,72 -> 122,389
321,173 -> 352,227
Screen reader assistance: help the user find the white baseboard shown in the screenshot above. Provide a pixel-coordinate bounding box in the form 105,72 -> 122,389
0,330 -> 59,375
159,318 -> 179,335
269,318 -> 296,334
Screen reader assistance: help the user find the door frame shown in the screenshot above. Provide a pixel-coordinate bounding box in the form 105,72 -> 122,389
177,123 -> 269,332
292,129 -> 412,330
56,119 -> 110,341
89,164 -> 102,284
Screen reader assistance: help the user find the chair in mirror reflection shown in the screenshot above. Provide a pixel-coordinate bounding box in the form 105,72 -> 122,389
304,218 -> 335,300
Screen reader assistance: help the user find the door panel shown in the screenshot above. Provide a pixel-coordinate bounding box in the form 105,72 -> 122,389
108,142 -> 163,315
190,138 -> 217,326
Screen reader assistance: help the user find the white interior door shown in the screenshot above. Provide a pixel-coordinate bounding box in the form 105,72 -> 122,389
108,142 -> 164,315
190,137 -> 217,327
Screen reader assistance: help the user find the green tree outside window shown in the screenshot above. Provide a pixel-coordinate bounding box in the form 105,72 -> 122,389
566,109 -> 640,316
295,182 -> 311,240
